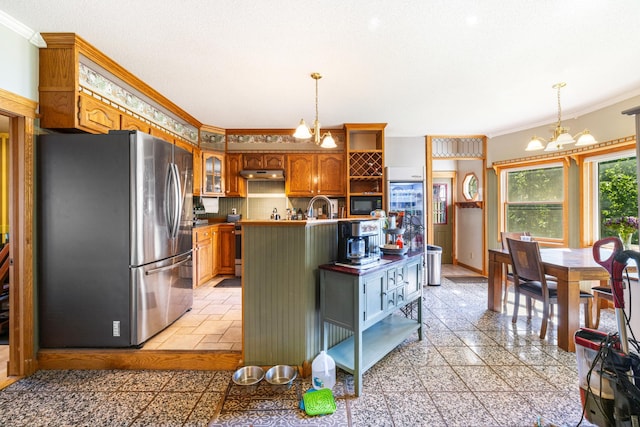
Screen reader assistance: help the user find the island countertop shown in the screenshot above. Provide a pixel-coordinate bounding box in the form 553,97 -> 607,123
319,250 -> 424,276
240,219 -> 339,226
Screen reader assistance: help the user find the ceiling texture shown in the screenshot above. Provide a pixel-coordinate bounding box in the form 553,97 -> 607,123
2,1 -> 640,138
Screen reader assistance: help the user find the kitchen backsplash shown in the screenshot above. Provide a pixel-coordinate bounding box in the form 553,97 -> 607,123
196,195 -> 344,221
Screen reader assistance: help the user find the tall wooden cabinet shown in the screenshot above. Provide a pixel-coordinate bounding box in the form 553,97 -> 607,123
218,224 -> 236,275
225,153 -> 246,197
345,124 -> 386,217
285,153 -> 345,197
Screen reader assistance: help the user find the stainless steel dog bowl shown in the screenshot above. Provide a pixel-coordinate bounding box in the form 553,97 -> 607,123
232,366 -> 264,386
265,365 -> 297,385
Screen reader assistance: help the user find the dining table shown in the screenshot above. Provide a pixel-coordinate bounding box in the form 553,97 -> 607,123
488,246 -> 610,352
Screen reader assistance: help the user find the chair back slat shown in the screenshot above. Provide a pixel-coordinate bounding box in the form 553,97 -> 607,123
506,238 -> 545,282
500,231 -> 531,250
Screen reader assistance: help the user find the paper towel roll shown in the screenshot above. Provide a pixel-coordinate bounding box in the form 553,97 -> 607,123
202,197 -> 219,213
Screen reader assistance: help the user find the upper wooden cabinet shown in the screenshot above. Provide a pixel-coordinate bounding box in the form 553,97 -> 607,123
77,93 -> 121,134
286,153 -> 345,197
193,148 -> 202,196
202,152 -> 225,196
242,153 -> 285,170
345,124 -> 386,216
38,33 -> 200,146
225,153 -> 246,197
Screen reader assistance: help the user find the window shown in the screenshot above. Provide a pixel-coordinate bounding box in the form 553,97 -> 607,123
432,183 -> 447,224
588,152 -> 637,243
502,164 -> 565,239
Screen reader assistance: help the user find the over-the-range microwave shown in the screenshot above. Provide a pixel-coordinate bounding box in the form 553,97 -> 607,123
350,195 -> 383,216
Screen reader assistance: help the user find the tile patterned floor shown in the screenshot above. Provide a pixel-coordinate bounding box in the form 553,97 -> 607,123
0,268 -> 618,426
142,276 -> 243,351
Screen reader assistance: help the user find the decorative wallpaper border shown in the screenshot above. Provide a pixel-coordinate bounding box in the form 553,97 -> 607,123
78,62 -> 199,144
227,134 -> 344,145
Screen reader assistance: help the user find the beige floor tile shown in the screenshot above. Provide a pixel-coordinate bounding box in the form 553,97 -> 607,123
222,309 -> 242,321
198,304 -> 231,315
194,341 -> 235,350
220,327 -> 242,342
172,313 -> 210,327
192,320 -> 233,335
200,334 -> 223,343
157,334 -> 204,350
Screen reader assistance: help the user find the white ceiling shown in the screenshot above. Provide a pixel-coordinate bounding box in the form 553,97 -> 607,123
2,1 -> 640,138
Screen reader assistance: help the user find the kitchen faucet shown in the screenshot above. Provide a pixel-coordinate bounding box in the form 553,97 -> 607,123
306,195 -> 333,220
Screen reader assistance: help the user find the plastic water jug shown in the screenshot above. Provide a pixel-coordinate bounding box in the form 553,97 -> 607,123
312,350 -> 336,390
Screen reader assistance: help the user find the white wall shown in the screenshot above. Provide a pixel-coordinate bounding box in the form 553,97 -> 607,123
456,160 -> 484,270
0,24 -> 39,101
385,136 -> 425,167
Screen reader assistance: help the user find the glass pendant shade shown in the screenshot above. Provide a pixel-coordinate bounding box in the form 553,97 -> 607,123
544,141 -> 559,152
320,132 -> 337,148
294,119 -> 312,139
554,131 -> 575,145
526,137 -> 545,151
575,130 -> 597,146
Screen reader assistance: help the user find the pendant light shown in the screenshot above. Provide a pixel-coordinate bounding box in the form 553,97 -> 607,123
526,82 -> 597,152
293,72 -> 337,148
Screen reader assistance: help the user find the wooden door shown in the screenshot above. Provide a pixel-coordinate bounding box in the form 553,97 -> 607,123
263,153 -> 284,169
433,178 -> 453,264
218,225 -> 236,275
225,153 -> 246,197
317,153 -> 345,196
286,154 -> 315,196
202,152 -> 225,196
243,153 -> 264,169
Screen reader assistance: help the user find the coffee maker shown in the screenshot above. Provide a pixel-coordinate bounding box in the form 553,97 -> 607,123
337,219 -> 382,265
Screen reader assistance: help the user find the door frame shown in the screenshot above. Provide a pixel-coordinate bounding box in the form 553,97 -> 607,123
0,88 -> 38,384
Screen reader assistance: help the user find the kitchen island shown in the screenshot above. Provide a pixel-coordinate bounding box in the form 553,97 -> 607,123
241,219 -> 339,368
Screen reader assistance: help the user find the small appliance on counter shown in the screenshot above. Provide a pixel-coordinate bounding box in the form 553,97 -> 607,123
337,219 -> 383,265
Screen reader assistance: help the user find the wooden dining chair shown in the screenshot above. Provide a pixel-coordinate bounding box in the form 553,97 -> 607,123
506,238 -> 593,340
500,231 -> 531,305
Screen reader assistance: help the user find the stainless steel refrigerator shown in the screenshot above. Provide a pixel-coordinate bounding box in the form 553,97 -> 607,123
385,167 -> 427,252
38,130 -> 193,347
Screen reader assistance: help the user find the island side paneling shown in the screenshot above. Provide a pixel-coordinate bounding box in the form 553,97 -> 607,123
242,221 -> 348,366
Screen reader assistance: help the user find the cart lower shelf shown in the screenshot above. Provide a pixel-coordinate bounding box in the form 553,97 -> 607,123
327,315 -> 420,374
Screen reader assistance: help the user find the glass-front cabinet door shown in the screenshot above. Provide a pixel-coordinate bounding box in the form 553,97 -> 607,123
202,152 -> 224,196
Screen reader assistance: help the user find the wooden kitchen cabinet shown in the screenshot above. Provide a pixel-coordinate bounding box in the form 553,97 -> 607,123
285,153 -> 345,197
121,114 -> 151,133
202,152 -> 225,196
218,224 -> 236,275
211,225 -> 220,278
225,153 -> 246,197
78,94 -> 121,134
193,148 -> 202,196
345,123 -> 386,217
243,153 -> 285,170
38,33 -> 200,147
194,226 -> 214,286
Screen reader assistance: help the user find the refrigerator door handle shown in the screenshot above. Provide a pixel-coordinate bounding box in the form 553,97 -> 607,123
165,163 -> 182,238
165,165 -> 175,237
145,254 -> 192,276
172,162 -> 184,239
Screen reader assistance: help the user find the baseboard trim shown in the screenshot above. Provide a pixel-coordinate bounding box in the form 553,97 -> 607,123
37,349 -> 242,371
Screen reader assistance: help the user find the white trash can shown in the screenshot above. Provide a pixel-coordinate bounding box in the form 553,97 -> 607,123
427,245 -> 442,286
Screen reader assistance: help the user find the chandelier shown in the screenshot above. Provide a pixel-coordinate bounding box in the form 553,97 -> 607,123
293,72 -> 337,148
526,82 -> 597,152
